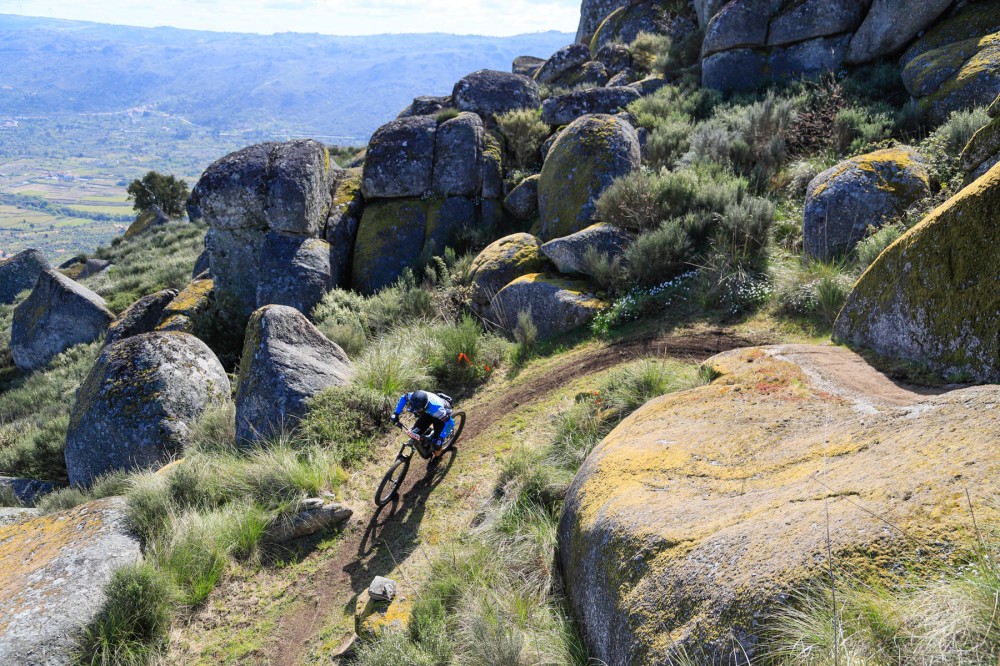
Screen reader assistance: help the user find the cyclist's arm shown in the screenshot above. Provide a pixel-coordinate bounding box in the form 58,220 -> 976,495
393,394 -> 409,417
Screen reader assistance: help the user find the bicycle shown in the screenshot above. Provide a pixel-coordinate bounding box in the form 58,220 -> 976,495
374,410 -> 466,507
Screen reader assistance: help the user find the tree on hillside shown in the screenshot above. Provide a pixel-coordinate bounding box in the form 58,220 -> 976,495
126,171 -> 189,218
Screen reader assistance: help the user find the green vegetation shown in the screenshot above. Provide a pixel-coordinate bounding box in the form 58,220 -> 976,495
352,358 -> 707,666
126,172 -> 190,218
495,109 -> 550,169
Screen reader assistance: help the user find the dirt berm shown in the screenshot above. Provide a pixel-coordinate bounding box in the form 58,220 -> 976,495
559,344 -> 1000,665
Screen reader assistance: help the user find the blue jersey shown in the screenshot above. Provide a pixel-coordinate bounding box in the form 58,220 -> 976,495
395,392 -> 452,421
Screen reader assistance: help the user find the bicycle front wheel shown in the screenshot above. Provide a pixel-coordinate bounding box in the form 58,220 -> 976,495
375,457 -> 409,507
441,411 -> 466,452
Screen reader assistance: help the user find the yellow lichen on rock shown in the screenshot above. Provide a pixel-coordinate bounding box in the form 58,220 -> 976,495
354,589 -> 413,639
560,344 -> 1000,663
156,278 -> 213,332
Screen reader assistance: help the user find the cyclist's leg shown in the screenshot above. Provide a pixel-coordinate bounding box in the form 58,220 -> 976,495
413,413 -> 434,437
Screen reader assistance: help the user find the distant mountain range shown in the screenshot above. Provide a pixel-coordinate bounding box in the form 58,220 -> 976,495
0,15 -> 572,144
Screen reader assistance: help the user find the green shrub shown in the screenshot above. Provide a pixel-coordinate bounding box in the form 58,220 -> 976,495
856,223 -> 904,269
421,315 -> 509,385
434,108 -> 459,123
624,219 -> 696,287
353,333 -> 432,398
76,563 -> 174,666
832,106 -> 893,154
934,107 -> 991,155
188,400 -> 237,455
495,109 -> 550,169
715,197 -> 775,269
816,274 -> 850,325
627,84 -> 721,130
645,117 -> 694,169
299,385 -> 390,467
580,246 -> 623,295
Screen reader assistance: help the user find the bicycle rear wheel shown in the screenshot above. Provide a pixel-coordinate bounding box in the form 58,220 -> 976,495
375,457 -> 409,507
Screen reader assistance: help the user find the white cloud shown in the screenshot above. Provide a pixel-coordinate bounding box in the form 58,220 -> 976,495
0,0 -> 580,35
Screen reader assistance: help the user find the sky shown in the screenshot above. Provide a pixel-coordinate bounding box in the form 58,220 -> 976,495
0,0 -> 580,36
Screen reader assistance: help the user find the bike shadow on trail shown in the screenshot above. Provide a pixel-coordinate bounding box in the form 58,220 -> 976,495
346,447 -> 459,594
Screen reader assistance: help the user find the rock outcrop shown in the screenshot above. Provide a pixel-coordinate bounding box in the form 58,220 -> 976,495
512,55 -> 546,78
0,249 -> 49,305
0,477 -> 61,507
540,223 -> 632,277
236,305 -> 354,445
65,332 -> 230,487
104,288 -> 178,346
503,175 -> 540,220
901,3 -> 1000,122
468,233 -> 549,312
11,269 -> 114,372
834,161 -> 1000,383
193,139 -> 338,316
576,0 -> 630,44
591,0 -> 697,54
124,205 -> 170,240
451,70 -> 541,118
156,278 -> 213,333
560,345 -> 1000,663
0,498 -> 142,665
350,199 -> 430,294
534,44 -> 592,84
803,147 -> 931,260
846,0 -> 954,64
490,273 -> 605,336
257,235 -> 336,316
538,114 -> 641,240
362,116 -> 437,199
541,87 -> 641,126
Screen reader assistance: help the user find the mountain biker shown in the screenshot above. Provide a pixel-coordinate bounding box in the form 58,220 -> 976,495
391,390 -> 454,458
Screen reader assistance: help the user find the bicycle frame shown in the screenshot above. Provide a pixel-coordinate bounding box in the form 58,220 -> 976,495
395,422 -> 434,460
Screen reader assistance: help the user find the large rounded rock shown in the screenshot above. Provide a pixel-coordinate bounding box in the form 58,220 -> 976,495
560,345 -> 1000,664
257,234 -> 336,316
534,44 -> 592,84
350,199 -> 428,295
538,114 -> 641,240
361,116 -> 437,199
192,140 -> 335,234
0,249 -> 49,305
803,147 -> 931,260
104,288 -> 178,347
65,332 -> 230,487
11,269 -> 114,372
769,34 -> 853,82
595,43 -> 632,76
576,0 -> 630,43
540,223 -> 632,277
702,48 -> 768,92
701,0 -> 773,57
397,95 -> 450,119
265,139 -> 336,236
901,4 -> 1000,122
512,55 -> 546,78
503,175 -> 540,220
541,87 -> 641,126
452,70 -> 541,119
468,233 -> 549,310
834,161 -> 1000,384
190,142 -> 275,231
591,0 -> 697,54
847,0 -> 954,64
432,112 -> 484,197
0,498 -> 141,665
490,273 -> 605,336
766,0 -> 866,47
236,305 -> 354,445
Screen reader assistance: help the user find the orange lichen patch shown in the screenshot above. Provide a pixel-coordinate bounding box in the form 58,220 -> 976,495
562,344 -> 1000,661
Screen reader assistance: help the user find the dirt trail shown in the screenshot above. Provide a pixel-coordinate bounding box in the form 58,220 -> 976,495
264,330 -> 753,666
767,344 -> 947,412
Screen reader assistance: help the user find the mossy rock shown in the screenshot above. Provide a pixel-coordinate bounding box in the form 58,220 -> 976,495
256,234 -> 336,316
468,233 -> 549,309
65,332 -> 230,486
0,498 -> 141,664
361,116 -> 436,199
591,0 -> 695,54
961,109 -> 1000,179
538,114 -> 641,241
156,278 -> 213,333
124,205 -> 169,240
559,344 -> 1000,663
354,590 -> 413,639
803,146 -> 931,260
325,168 -> 365,288
0,248 -> 48,305
833,161 -> 1000,383
534,43 -> 591,85
901,3 -> 1000,122
105,288 -> 178,346
350,199 -> 428,295
490,273 -> 605,336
